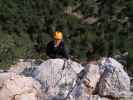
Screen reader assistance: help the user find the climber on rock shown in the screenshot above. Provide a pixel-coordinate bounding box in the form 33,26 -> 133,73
46,31 -> 69,59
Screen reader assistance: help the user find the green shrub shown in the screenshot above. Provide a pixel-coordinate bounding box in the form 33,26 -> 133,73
0,33 -> 33,69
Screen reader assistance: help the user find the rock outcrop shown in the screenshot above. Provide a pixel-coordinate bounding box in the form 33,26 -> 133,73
98,58 -> 131,98
31,59 -> 84,100
0,72 -> 42,100
0,58 -> 132,100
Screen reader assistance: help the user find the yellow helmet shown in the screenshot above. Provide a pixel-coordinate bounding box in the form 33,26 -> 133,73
53,31 -> 63,40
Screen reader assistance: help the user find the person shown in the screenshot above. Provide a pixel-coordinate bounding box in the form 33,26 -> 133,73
46,31 -> 69,59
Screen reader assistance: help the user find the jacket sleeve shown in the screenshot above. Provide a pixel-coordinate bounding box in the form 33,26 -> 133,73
62,43 -> 69,59
46,42 -> 54,58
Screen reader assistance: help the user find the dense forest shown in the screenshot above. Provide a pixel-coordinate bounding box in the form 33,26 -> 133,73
0,0 -> 133,73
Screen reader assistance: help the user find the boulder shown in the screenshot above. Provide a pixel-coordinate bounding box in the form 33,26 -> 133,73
29,59 -> 84,99
9,60 -> 33,74
70,64 -> 101,100
83,95 -> 111,100
6,58 -> 131,100
84,64 -> 100,94
0,72 -> 42,100
98,57 -> 131,98
70,58 -> 131,100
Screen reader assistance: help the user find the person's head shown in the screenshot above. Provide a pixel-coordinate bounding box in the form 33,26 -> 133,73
53,31 -> 63,44
53,31 -> 63,40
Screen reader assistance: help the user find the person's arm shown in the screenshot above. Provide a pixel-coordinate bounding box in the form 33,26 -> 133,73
62,42 -> 69,59
64,48 -> 69,59
46,42 -> 55,58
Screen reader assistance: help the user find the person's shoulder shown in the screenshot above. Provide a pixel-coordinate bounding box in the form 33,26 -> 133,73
60,41 -> 65,46
47,40 -> 54,45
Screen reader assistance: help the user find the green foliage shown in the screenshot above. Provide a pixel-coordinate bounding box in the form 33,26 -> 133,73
12,33 -> 33,58
128,48 -> 133,63
0,0 -> 132,71
0,33 -> 15,68
0,33 -> 33,68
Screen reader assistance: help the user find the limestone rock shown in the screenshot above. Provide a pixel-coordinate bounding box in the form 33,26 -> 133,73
31,59 -> 84,99
98,57 -> 130,98
0,72 -> 41,100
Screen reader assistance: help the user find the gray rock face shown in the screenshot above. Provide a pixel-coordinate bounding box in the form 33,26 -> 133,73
98,57 -> 131,98
0,58 -> 131,100
32,59 -> 84,100
9,60 -> 33,74
70,64 -> 106,100
70,58 -> 131,100
84,64 -> 100,93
